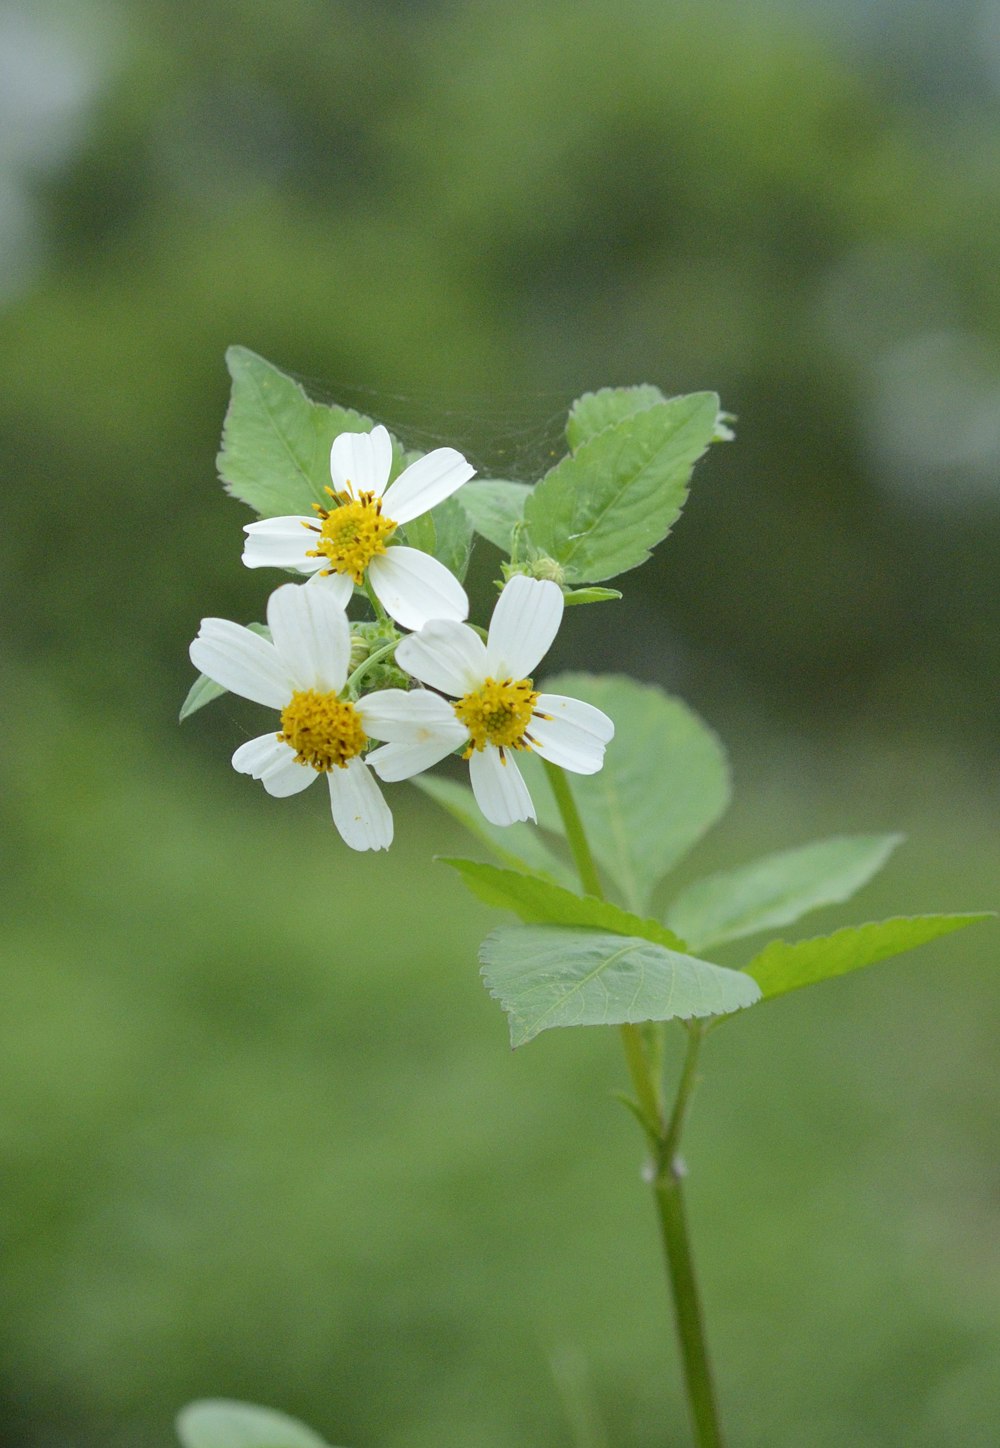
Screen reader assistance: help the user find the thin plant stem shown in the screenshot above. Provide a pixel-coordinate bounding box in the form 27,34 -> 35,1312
543,759 -> 726,1448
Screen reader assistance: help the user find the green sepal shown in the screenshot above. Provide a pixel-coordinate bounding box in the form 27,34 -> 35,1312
665,834 -> 904,952
522,392 -> 719,583
180,622 -> 271,721
745,913 -> 994,1002
480,925 -> 761,1047
442,857 -> 689,949
176,1399 -> 340,1448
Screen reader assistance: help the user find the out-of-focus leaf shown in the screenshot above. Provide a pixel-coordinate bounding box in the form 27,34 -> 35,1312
413,775 -> 574,885
520,674 -> 730,914
176,1399 -> 337,1448
745,914 -> 993,1002
442,858 -> 688,948
522,393 -> 719,583
428,493 -> 475,580
480,925 -> 760,1046
666,834 -> 904,950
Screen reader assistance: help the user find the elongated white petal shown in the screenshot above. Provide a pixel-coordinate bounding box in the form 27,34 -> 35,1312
368,547 -> 469,630
395,619 -> 488,696
330,425 -> 393,499
266,582 -> 350,693
534,693 -> 615,743
242,516 -> 321,571
232,734 -> 316,796
358,688 -> 466,742
381,447 -> 475,525
190,619 -> 292,708
305,569 -> 355,608
328,757 -> 393,851
485,576 -> 563,679
367,732 -> 465,782
526,715 -> 608,775
468,746 -> 535,826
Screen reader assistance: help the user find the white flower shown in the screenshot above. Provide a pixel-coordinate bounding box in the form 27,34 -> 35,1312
241,425 -> 475,630
188,583 -> 419,852
366,575 -> 615,826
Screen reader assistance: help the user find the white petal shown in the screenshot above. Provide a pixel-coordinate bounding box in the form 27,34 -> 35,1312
358,688 -> 467,742
534,694 -> 616,744
366,733 -> 464,782
485,576 -> 564,680
190,619 -> 292,708
232,734 -> 316,796
381,447 -> 476,525
526,716 -> 608,775
327,757 -> 393,851
329,425 -> 393,500
368,547 -> 469,630
242,516 -> 322,571
468,746 -> 535,826
266,582 -> 350,693
395,619 -> 488,696
305,570 -> 355,609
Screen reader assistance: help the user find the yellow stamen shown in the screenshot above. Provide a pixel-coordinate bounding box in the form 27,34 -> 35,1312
453,677 -> 540,756
279,690 -> 367,772
305,489 -> 397,585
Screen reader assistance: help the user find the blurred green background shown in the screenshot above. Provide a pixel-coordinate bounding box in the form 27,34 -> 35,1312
2,1 -> 998,1445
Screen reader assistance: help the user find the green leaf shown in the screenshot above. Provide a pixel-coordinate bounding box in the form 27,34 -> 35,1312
562,586 -> 622,606
745,914 -> 993,1002
458,480 -> 532,552
522,392 -> 719,583
520,675 -> 730,915
566,384 -> 666,452
413,775 -> 574,886
176,1400 -> 337,1448
665,834 -> 904,951
179,622 -> 271,721
442,858 -> 688,949
481,926 -> 760,1046
428,493 -> 474,581
218,346 -> 378,517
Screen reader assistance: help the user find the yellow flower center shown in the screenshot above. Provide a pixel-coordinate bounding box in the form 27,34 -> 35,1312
305,488 -> 397,585
279,690 -> 367,772
453,677 -> 540,755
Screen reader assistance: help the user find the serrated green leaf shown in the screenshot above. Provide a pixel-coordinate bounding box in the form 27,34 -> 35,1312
428,493 -> 474,580
523,393 -> 719,583
566,384 -> 666,452
480,926 -> 760,1046
562,586 -> 622,606
218,346 -> 378,517
458,480 -> 532,552
665,834 -> 904,951
179,622 -> 271,721
401,509 -> 436,556
176,1399 -> 337,1448
413,775 -> 574,886
745,913 -> 993,1002
520,675 -> 730,915
442,858 -> 688,949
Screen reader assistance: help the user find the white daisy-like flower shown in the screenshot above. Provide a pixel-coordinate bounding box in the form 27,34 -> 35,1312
366,575 -> 615,826
188,583 -> 434,852
241,425 -> 476,630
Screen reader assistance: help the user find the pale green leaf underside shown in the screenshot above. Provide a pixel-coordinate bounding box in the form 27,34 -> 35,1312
443,858 -> 688,950
520,674 -> 731,915
745,913 -> 992,1002
217,346 -> 377,518
176,1400 -> 337,1448
566,384 -> 667,452
413,776 -> 574,886
666,834 -> 904,951
481,926 -> 760,1046
179,622 -> 271,721
458,480 -> 532,552
523,392 -> 719,583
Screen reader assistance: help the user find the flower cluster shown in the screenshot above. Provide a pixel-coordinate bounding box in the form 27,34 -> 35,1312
190,425 -> 614,850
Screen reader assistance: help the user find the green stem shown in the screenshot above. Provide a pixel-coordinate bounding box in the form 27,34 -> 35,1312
346,638 -> 397,694
364,577 -> 388,622
543,759 -> 725,1448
